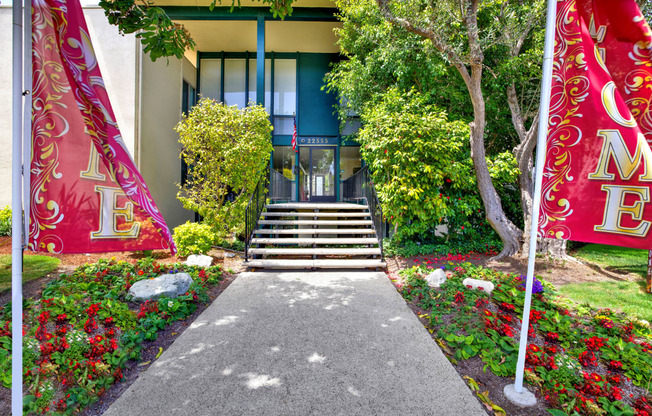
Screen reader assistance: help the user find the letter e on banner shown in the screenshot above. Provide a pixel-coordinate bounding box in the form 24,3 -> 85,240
92,186 -> 140,239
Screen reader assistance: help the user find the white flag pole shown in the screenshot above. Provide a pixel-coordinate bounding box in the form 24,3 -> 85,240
504,0 -> 557,406
11,0 -> 25,413
23,0 -> 32,246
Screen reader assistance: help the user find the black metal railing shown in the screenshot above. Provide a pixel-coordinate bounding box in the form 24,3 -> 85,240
342,166 -> 386,260
244,166 -> 269,261
270,169 -> 293,202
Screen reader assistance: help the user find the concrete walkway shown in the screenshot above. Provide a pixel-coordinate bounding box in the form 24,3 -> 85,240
104,271 -> 486,416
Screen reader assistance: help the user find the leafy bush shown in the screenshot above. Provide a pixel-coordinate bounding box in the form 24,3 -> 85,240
0,206 -> 10,236
357,89 -> 520,249
176,99 -> 273,239
173,221 -> 215,257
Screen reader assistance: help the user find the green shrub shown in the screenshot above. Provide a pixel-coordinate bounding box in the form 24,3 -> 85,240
0,206 -> 10,236
176,99 -> 273,239
173,221 -> 215,257
357,89 -> 520,249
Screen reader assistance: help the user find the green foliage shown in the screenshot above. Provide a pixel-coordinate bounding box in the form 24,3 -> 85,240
173,221 -> 216,257
357,89 -> 520,246
98,0 -> 195,61
328,0 -> 529,252
0,254 -> 61,292
98,0 -> 295,61
176,99 -> 273,239
0,206 -> 10,236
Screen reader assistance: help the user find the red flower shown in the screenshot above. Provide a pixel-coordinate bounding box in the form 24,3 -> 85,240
579,350 -> 598,367
37,310 -> 50,325
84,317 -> 98,334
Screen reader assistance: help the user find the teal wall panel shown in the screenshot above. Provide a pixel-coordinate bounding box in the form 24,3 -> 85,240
298,53 -> 339,137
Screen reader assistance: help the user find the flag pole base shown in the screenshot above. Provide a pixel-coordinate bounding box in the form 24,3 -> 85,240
504,384 -> 537,407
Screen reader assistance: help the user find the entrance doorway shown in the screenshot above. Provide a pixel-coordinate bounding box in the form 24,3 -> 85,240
299,146 -> 336,202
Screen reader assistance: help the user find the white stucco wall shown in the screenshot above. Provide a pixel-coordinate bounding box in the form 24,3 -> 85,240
0,3 -> 137,209
139,54 -> 194,229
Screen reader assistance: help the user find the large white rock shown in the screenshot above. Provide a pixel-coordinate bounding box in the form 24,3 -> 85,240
425,269 -> 447,288
462,278 -> 495,295
128,273 -> 194,301
186,254 -> 213,268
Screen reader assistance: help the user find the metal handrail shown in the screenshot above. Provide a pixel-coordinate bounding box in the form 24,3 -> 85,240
244,166 -> 269,261
342,166 -> 385,260
270,169 -> 293,202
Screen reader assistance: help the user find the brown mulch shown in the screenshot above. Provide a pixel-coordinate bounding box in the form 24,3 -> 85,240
385,251 -> 643,287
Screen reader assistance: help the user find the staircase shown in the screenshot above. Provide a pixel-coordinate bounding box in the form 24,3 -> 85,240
245,202 -> 386,269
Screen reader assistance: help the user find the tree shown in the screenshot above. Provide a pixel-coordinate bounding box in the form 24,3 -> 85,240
98,0 -> 295,61
175,99 -> 273,239
490,0 -> 572,258
374,0 -> 528,259
327,0 -> 524,251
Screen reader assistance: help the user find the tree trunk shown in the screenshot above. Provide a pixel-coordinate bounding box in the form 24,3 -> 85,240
465,68 -> 522,260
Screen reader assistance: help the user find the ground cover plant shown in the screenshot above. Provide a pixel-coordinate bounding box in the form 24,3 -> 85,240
0,257 -> 223,415
0,255 -> 61,292
396,263 -> 652,416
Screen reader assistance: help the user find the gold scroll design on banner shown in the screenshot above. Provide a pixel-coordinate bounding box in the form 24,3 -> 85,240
62,16 -> 172,249
29,0 -> 69,253
623,35 -> 652,145
539,0 -> 587,240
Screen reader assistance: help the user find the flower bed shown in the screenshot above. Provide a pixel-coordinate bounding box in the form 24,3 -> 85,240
0,257 -> 224,415
397,264 -> 652,416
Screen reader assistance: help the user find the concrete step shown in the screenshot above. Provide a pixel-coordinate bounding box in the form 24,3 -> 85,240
262,212 -> 370,218
248,247 -> 382,256
266,203 -> 368,210
245,259 -> 387,269
251,237 -> 379,245
258,220 -> 373,226
254,228 -> 376,235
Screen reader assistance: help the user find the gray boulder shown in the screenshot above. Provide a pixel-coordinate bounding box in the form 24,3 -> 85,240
186,254 -> 213,268
129,273 -> 194,301
462,278 -> 495,295
425,269 -> 447,288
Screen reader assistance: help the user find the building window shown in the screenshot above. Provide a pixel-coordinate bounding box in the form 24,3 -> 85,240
272,146 -> 296,181
181,80 -> 196,187
224,59 -> 246,108
340,147 -> 361,181
273,59 -> 296,135
199,54 -> 297,127
199,59 -> 221,101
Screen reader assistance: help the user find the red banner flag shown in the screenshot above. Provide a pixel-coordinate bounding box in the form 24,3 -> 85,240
540,0 -> 652,249
30,0 -> 176,254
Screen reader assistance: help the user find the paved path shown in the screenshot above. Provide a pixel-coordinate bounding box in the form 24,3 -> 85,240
104,271 -> 486,416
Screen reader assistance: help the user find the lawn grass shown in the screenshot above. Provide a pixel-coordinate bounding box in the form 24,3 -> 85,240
558,279 -> 652,323
560,243 -> 652,322
573,243 -> 648,277
0,254 -> 61,292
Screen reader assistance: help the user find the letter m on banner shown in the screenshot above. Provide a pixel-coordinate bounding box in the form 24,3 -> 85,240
29,0 -> 175,254
539,0 -> 652,252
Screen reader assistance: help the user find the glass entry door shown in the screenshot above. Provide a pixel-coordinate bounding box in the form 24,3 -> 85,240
299,146 -> 336,202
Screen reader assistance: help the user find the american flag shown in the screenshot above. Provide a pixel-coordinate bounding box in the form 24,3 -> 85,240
292,115 -> 298,153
